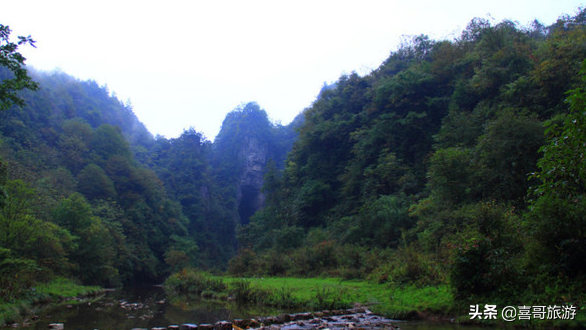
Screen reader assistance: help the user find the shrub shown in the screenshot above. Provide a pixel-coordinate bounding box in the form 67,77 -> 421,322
227,249 -> 258,277
164,268 -> 226,297
370,244 -> 445,286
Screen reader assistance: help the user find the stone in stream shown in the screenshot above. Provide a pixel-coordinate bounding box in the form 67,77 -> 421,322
48,324 -> 64,330
312,311 -> 324,318
213,321 -> 231,330
294,313 -> 313,320
168,326 -> 179,330
197,324 -> 213,330
246,309 -> 402,330
275,313 -> 292,323
233,319 -> 246,328
180,324 -> 198,330
250,319 -> 261,328
258,316 -> 277,325
233,319 -> 260,328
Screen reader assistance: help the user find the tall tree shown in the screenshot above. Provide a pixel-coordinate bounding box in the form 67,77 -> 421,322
0,24 -> 38,110
526,60 -> 586,279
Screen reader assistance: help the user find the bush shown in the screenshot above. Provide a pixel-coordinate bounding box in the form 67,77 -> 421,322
259,249 -> 291,276
447,202 -> 524,300
369,244 -> 445,286
164,268 -> 226,297
227,249 -> 259,277
289,240 -> 339,276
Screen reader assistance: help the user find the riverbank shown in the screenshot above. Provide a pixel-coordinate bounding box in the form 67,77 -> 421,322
234,278 -> 586,329
165,271 -> 453,320
221,277 -> 453,320
0,277 -> 103,326
165,272 -> 586,329
226,278 -> 453,320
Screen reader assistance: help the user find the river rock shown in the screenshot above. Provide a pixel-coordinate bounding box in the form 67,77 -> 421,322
213,321 -> 231,330
197,324 -> 213,330
312,311 -> 324,318
258,316 -> 277,325
180,324 -> 198,330
234,318 -> 260,328
275,314 -> 291,323
294,312 -> 313,320
48,324 -> 64,330
247,308 -> 401,330
248,319 -> 260,328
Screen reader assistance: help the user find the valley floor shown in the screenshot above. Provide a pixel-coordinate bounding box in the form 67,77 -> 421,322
212,276 -> 585,329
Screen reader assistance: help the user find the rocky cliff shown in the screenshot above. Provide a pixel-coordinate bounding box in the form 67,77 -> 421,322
237,136 -> 268,224
212,102 -> 300,226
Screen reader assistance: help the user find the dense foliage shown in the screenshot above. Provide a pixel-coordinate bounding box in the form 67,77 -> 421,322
145,102 -> 298,269
0,24 -> 38,110
231,10 -> 586,309
0,69 -> 297,301
2,8 -> 586,324
0,69 -> 189,288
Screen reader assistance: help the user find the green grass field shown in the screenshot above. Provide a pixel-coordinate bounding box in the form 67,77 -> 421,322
219,276 -> 453,319
33,277 -> 103,300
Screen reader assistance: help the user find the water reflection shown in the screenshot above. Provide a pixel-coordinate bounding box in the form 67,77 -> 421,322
20,286 -> 289,330
15,286 -> 493,330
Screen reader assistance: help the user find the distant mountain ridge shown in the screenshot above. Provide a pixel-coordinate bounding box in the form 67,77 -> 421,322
0,68 -> 299,282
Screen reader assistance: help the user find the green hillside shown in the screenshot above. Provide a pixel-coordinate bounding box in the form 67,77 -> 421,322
1,8 -> 586,326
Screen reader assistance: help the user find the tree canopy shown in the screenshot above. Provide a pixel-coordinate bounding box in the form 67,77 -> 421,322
0,24 -> 38,110
2,9 -> 586,313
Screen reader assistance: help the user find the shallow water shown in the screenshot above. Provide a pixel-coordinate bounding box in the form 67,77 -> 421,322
18,286 -> 289,330
13,286 -> 493,330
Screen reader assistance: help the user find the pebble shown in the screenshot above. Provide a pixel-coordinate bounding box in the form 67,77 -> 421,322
41,307 -> 400,330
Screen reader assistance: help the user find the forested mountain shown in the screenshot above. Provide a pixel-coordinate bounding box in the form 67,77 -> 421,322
0,65 -> 298,293
0,68 -> 187,287
2,8 -> 586,312
232,10 -> 586,305
143,102 -> 299,268
213,102 -> 301,225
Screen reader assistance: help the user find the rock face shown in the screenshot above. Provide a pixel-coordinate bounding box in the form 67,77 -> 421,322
237,136 -> 268,224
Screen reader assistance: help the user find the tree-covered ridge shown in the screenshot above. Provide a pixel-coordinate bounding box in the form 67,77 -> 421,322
233,10 -> 586,306
143,102 -> 299,268
0,71 -> 188,287
0,67 -> 299,296
212,102 -> 300,224
1,8 -> 586,322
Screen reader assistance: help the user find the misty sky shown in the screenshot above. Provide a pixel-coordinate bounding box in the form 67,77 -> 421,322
1,0 -> 584,140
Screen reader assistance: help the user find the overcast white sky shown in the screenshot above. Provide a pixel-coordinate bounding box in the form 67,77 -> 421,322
1,1 -> 584,140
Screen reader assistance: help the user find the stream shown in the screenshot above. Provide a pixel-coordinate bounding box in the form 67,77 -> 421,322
11,286 -> 492,330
